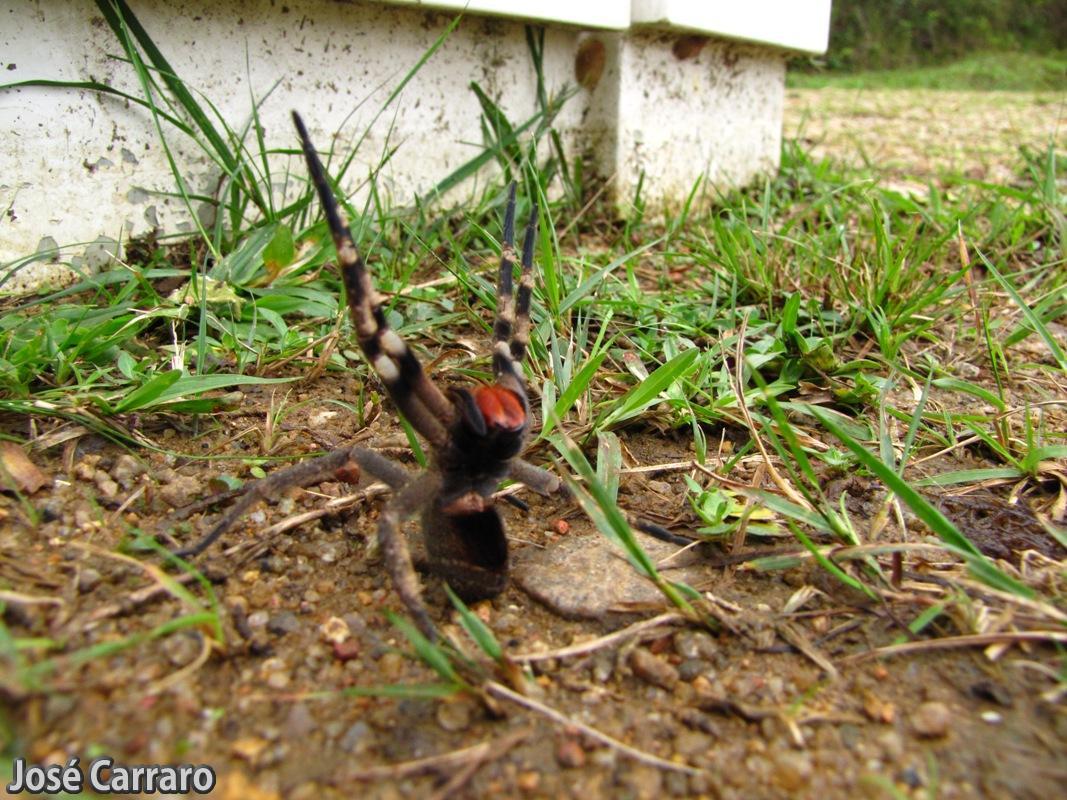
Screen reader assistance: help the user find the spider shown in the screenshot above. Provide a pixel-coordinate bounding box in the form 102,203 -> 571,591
173,111 -> 561,638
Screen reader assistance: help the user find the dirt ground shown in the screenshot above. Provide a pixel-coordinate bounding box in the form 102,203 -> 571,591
2,89 -> 1066,799
784,88 -> 1067,186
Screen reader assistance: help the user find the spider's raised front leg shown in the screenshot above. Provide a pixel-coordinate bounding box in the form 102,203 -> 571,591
293,112 -> 454,449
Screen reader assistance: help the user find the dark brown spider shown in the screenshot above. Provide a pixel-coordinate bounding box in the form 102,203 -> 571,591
174,111 -> 561,638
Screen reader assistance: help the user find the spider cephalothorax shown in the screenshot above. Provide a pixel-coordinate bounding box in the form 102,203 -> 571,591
173,112 -> 560,637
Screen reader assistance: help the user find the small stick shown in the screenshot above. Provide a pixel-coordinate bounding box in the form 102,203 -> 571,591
511,612 -> 686,663
484,680 -> 704,776
85,573 -> 198,624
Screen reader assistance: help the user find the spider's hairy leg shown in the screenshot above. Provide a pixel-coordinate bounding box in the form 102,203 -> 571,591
510,205 -> 539,365
490,189 -> 538,394
291,111 -> 454,448
507,457 -> 561,496
376,470 -> 444,639
492,182 -> 518,348
172,446 -> 410,558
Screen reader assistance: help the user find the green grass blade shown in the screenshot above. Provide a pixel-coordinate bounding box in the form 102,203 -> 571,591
386,612 -> 461,685
598,348 -> 699,429
444,585 -> 503,662
977,249 -> 1067,371
811,406 -> 1035,598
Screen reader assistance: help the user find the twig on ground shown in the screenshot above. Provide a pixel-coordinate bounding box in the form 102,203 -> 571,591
511,612 -> 686,663
84,572 -> 198,624
484,680 -> 704,777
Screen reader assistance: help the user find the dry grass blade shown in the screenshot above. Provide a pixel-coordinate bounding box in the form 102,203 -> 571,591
776,620 -> 839,679
0,590 -> 64,608
220,483 -> 391,562
730,314 -> 810,509
147,631 -> 213,694
842,630 -> 1067,663
346,727 -> 529,783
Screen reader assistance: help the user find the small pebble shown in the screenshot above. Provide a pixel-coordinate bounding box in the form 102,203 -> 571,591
877,729 -> 904,760
911,701 -> 951,738
674,630 -> 717,661
247,610 -> 269,629
283,703 -> 315,739
230,736 -> 268,764
158,475 -> 202,508
516,771 -> 540,791
435,697 -> 474,732
378,652 -> 404,681
161,632 -> 201,667
556,737 -> 586,768
77,567 -> 102,593
771,750 -> 813,791
319,616 -> 350,644
677,658 -> 709,682
333,640 -> 361,662
899,766 -> 924,788
340,721 -> 371,754
630,648 -> 679,690
94,473 -> 119,500
267,611 -> 301,636
592,651 -> 615,684
260,657 -> 290,689
111,454 -> 144,488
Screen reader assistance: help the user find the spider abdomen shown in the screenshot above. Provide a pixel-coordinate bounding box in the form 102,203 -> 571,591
421,503 -> 509,600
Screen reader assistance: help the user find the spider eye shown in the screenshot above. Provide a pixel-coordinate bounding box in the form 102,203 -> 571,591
474,385 -> 526,432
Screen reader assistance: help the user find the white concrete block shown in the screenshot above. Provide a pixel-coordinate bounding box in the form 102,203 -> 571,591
0,0 -> 827,291
584,31 -> 786,212
631,0 -> 832,54
383,0 -> 631,30
0,0 -> 586,290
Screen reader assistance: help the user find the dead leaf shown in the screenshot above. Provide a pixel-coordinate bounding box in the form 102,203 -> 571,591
0,442 -> 49,494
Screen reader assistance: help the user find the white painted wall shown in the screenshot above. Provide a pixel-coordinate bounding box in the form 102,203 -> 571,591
0,0 -> 831,291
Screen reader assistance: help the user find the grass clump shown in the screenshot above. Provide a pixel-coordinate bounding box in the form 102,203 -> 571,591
789,50 -> 1067,91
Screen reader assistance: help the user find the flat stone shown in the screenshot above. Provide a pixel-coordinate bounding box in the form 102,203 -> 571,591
511,533 -> 703,620
911,701 -> 952,738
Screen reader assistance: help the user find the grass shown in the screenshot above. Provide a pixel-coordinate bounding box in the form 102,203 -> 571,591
788,50 -> 1067,91
1,1 -> 1065,707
